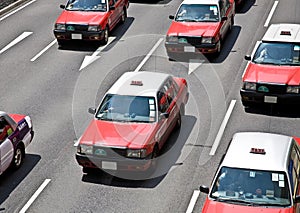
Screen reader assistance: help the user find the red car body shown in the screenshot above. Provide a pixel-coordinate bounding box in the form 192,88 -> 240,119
53,0 -> 129,46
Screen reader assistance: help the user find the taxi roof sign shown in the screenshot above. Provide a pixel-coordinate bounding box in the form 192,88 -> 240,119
280,31 -> 291,36
250,148 -> 266,154
130,80 -> 143,86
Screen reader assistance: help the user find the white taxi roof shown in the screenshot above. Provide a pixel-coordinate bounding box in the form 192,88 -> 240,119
222,132 -> 293,172
262,23 -> 300,43
107,71 -> 170,97
181,0 -> 219,5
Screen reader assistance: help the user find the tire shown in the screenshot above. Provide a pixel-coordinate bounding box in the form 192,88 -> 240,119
229,16 -> 234,31
148,145 -> 159,175
120,8 -> 127,24
11,145 -> 24,170
101,26 -> 109,45
180,104 -> 185,116
57,40 -> 66,47
175,113 -> 182,130
213,40 -> 221,57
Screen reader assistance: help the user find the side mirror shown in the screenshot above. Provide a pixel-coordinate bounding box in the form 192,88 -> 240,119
109,6 -> 115,10
169,15 -> 174,20
199,185 -> 209,194
159,112 -> 169,119
295,195 -> 300,203
60,4 -> 65,9
244,55 -> 251,61
88,107 -> 96,114
221,16 -> 228,21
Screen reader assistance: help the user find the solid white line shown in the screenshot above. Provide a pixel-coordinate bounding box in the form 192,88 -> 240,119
186,190 -> 200,213
134,38 -> 163,72
264,1 -> 278,27
19,179 -> 51,213
30,39 -> 57,62
0,0 -> 37,22
0,31 -> 33,54
209,100 -> 236,156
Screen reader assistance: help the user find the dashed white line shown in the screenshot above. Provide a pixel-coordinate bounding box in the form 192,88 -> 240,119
134,38 -> 163,72
0,31 -> 33,54
264,1 -> 279,27
186,190 -> 200,213
0,0 -> 37,22
19,179 -> 51,213
209,100 -> 236,156
30,39 -> 57,62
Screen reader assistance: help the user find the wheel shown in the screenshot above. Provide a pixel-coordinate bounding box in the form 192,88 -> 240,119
148,145 -> 159,174
11,145 -> 24,170
180,104 -> 185,116
213,40 -> 221,57
57,40 -> 66,47
175,113 -> 182,130
229,16 -> 234,31
101,26 -> 109,45
120,8 -> 127,24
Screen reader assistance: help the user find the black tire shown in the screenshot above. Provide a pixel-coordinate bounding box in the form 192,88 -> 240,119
120,8 -> 127,24
101,26 -> 109,45
229,16 -> 234,31
11,145 -> 24,170
148,145 -> 159,175
175,113 -> 182,130
57,40 -> 66,47
213,40 -> 221,57
180,104 -> 185,116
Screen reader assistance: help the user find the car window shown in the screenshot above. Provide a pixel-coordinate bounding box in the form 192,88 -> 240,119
175,4 -> 219,22
0,117 -> 13,141
65,0 -> 107,12
210,167 -> 291,207
95,94 -> 156,123
253,42 -> 300,66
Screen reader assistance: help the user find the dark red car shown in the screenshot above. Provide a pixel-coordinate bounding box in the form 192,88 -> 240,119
53,0 -> 129,46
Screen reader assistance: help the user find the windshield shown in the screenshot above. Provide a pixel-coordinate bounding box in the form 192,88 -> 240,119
253,42 -> 300,65
175,4 -> 219,22
210,167 -> 291,207
95,94 -> 157,123
65,0 -> 107,12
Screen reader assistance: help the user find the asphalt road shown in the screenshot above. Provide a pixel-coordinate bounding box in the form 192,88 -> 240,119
0,0 -> 299,212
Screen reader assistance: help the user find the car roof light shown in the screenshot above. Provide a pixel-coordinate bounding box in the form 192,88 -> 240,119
250,148 -> 266,154
280,31 -> 291,36
130,80 -> 143,86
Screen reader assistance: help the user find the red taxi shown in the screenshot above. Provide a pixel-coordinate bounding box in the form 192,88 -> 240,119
53,0 -> 129,46
200,132 -> 300,213
165,0 -> 235,60
241,24 -> 300,108
75,71 -> 188,175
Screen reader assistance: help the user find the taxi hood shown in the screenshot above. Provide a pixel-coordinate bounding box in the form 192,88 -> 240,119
243,63 -> 300,85
202,200 -> 292,213
56,10 -> 106,25
167,21 -> 221,37
79,119 -> 156,148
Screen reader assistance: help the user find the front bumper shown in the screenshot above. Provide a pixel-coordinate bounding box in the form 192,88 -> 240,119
53,30 -> 105,41
165,42 -> 218,55
75,153 -> 152,172
240,89 -> 300,106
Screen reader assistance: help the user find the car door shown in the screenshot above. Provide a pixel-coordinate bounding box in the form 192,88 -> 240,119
107,0 -> 119,29
0,117 -> 14,174
219,0 -> 232,39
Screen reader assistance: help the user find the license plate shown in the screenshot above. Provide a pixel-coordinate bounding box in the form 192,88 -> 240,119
184,46 -> 195,52
264,96 -> 277,103
71,34 -> 82,40
102,161 -> 117,170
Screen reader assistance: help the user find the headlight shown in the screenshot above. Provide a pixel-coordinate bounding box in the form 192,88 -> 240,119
167,36 -> 178,43
55,23 -> 66,30
88,25 -> 101,32
287,86 -> 300,94
126,149 -> 147,158
243,82 -> 256,90
202,37 -> 213,44
78,144 -> 93,154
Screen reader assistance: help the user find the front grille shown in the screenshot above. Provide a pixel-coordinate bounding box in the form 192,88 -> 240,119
66,24 -> 88,32
93,146 -> 127,158
257,83 -> 286,94
178,36 -> 202,46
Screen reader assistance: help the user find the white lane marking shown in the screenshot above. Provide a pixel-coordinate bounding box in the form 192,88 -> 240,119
188,59 -> 204,75
186,190 -> 200,213
0,31 -> 33,54
0,0 -> 37,22
79,36 -> 116,71
209,100 -> 236,156
134,38 -> 163,72
19,179 -> 51,213
264,1 -> 278,27
30,39 -> 57,62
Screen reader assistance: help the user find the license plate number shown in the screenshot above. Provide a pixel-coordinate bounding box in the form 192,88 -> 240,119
184,46 -> 195,52
102,161 -> 117,170
71,34 -> 82,39
264,96 -> 277,103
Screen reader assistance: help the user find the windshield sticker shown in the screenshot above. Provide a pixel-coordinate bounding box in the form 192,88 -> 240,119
149,111 -> 155,117
266,190 -> 274,197
279,174 -> 284,181
249,171 -> 255,177
279,180 -> 285,187
272,173 -> 279,181
149,99 -> 154,104
294,45 -> 300,51
150,104 -> 155,110
209,6 -> 218,15
101,0 -> 105,3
